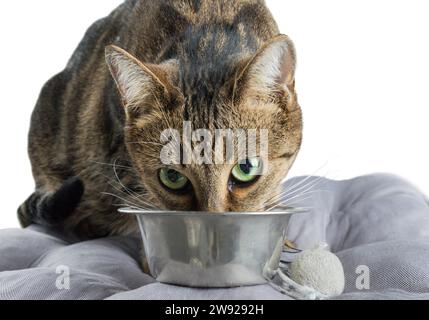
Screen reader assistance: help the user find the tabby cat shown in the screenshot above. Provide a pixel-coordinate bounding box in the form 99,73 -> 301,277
18,0 -> 302,239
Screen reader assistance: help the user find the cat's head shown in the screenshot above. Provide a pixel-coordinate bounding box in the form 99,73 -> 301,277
105,35 -> 302,212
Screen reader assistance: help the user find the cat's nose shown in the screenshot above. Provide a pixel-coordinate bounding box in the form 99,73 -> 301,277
197,201 -> 226,213
197,194 -> 227,213
194,175 -> 228,212
204,203 -> 227,213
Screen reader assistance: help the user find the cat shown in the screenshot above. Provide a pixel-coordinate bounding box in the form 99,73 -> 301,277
18,0 -> 302,239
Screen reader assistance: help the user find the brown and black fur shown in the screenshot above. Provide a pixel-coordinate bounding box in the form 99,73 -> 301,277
18,0 -> 302,239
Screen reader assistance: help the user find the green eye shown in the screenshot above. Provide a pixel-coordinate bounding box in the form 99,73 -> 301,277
159,169 -> 189,191
231,158 -> 262,184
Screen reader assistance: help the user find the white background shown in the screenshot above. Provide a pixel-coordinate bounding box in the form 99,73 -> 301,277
0,0 -> 428,229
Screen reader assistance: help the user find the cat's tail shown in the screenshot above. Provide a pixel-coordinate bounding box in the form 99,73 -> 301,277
18,177 -> 85,228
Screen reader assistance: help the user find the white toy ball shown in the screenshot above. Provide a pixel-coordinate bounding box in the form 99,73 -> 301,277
289,245 -> 345,297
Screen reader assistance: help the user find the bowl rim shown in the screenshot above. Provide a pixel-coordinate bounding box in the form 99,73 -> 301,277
118,206 -> 307,217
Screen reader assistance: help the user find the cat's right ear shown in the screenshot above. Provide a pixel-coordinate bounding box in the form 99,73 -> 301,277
235,35 -> 296,105
105,45 -> 179,115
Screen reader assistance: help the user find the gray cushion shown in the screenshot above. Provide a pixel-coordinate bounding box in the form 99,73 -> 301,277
1,174 -> 428,300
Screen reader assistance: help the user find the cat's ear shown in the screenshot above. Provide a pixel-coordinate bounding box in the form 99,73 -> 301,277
105,45 -> 178,113
238,35 -> 296,99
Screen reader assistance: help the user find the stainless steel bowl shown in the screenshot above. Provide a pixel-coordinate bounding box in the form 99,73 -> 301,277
119,207 -> 304,288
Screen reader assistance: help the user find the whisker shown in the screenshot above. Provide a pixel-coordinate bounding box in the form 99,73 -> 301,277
265,186 -> 329,212
127,141 -> 165,147
101,192 -> 147,210
278,189 -> 327,206
280,161 -> 330,185
96,164 -> 156,209
265,174 -> 321,207
279,183 -> 327,201
91,160 -> 134,170
113,204 -> 147,211
265,161 -> 335,208
267,204 -> 314,212
105,180 -> 155,209
112,159 -> 141,198
272,161 -> 330,200
265,175 -> 325,208
90,160 -> 158,210
267,197 -> 315,211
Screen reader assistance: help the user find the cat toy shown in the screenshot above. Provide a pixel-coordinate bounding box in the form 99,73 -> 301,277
270,242 -> 345,300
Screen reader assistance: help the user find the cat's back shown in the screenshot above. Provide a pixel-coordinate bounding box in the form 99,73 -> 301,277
116,0 -> 279,61
134,0 -> 275,25
155,0 -> 275,26
23,0 -> 284,234
28,0 -> 280,183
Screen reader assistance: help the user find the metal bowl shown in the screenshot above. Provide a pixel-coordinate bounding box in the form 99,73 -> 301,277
119,207 -> 304,288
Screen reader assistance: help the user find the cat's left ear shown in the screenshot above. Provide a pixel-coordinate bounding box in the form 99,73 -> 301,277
238,35 -> 296,99
105,45 -> 179,114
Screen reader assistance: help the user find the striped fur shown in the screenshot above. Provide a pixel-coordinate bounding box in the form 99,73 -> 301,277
20,0 -> 302,238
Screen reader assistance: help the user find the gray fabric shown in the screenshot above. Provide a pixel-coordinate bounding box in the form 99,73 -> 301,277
1,174 -> 428,300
